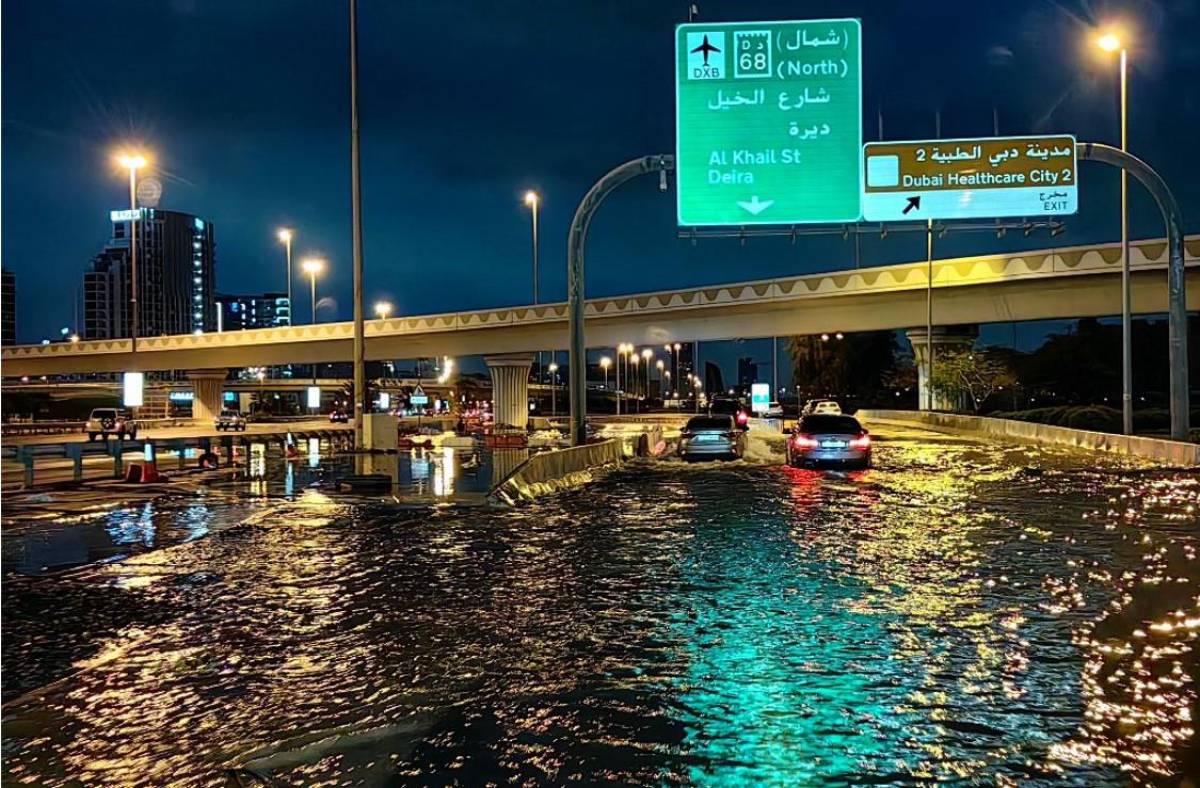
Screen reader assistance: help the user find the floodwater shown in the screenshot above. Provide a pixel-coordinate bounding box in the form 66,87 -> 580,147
2,427 -> 1197,785
1,440 -> 504,576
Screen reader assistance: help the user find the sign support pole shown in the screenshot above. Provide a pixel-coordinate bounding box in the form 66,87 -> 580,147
926,218 -> 934,411
1078,142 -> 1188,440
567,155 -> 674,446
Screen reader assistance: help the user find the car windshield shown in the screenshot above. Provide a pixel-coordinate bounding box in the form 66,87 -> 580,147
687,416 -> 733,431
708,400 -> 742,414
90,409 -> 117,418
799,415 -> 862,434
220,410 -> 240,417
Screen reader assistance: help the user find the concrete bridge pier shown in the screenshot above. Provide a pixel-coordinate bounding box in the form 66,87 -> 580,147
187,369 -> 229,422
905,327 -> 979,411
485,354 -> 535,430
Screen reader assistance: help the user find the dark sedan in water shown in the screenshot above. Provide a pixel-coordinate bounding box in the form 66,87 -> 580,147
678,414 -> 746,461
787,414 -> 872,469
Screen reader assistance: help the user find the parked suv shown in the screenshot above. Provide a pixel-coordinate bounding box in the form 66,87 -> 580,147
85,408 -> 138,441
215,409 -> 247,432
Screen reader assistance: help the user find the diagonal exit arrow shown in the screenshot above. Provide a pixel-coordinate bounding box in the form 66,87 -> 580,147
737,196 -> 774,216
902,195 -> 921,215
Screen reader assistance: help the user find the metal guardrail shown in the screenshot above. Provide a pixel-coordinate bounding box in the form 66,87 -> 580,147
2,426 -> 353,489
1,417 -> 188,437
0,420 -> 85,436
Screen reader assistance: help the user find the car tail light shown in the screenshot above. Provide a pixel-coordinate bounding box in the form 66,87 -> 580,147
851,433 -> 871,449
793,433 -> 818,450
736,411 -> 749,425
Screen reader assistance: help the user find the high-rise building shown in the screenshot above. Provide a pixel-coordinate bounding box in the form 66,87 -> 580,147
83,208 -> 216,339
1,269 -> 15,345
216,292 -> 290,331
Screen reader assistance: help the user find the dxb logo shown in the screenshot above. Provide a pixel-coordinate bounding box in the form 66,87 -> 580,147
686,32 -> 724,79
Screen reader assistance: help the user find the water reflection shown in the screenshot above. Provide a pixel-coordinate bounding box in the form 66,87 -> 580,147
1,430 -> 1196,784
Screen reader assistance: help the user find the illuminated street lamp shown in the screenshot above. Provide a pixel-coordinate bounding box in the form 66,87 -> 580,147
641,348 -> 653,401
301,258 -> 325,325
600,356 -> 612,392
617,343 -> 632,415
656,359 -> 665,402
373,301 -> 393,320
1096,28 -> 1134,435
548,361 -> 559,416
116,151 -> 149,352
277,228 -> 294,324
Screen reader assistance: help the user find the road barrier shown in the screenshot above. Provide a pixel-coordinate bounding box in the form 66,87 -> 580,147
490,439 -> 625,503
858,409 -> 1200,466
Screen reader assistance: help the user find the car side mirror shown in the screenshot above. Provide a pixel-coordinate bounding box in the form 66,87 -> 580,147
862,428 -> 870,435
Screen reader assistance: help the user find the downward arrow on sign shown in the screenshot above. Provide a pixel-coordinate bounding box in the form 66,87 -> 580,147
737,196 -> 774,216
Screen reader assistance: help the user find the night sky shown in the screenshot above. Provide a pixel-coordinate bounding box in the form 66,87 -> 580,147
3,0 -> 1199,348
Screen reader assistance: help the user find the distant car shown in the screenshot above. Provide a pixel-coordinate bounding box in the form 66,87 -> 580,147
802,399 -> 842,416
85,408 -> 138,441
709,396 -> 750,430
765,401 -> 785,418
678,414 -> 746,461
215,409 -> 247,432
329,410 -> 349,424
787,414 -> 871,469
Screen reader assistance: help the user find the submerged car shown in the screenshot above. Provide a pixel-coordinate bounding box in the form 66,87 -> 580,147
787,414 -> 871,469
678,414 -> 746,461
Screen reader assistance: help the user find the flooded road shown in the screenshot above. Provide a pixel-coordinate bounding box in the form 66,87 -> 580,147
2,426 -> 1197,785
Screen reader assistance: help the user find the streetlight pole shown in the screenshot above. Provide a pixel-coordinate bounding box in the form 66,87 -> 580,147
630,353 -> 639,414
128,164 -> 139,353
117,154 -> 147,352
1120,44 -> 1131,435
277,229 -> 294,324
525,190 -> 541,383
350,0 -> 367,447
1098,32 -> 1133,435
548,362 -> 559,416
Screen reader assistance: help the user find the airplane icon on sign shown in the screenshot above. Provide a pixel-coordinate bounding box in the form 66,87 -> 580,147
689,34 -> 720,65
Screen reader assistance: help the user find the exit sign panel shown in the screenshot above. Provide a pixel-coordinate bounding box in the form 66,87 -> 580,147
675,20 -> 863,226
861,135 -> 1078,221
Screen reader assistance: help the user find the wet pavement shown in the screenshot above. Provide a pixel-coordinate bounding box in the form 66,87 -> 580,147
2,426 -> 1197,785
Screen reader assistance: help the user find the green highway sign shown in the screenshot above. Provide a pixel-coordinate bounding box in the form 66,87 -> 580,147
862,135 -> 1078,221
675,19 -> 863,226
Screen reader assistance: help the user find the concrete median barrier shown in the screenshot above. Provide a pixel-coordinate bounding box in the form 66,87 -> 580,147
490,439 -> 625,504
858,409 -> 1200,466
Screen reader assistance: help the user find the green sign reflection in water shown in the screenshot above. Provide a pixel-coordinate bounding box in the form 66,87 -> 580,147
675,19 -> 863,226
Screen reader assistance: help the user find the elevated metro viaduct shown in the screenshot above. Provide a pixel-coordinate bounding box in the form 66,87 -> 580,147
4,236 -> 1197,426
